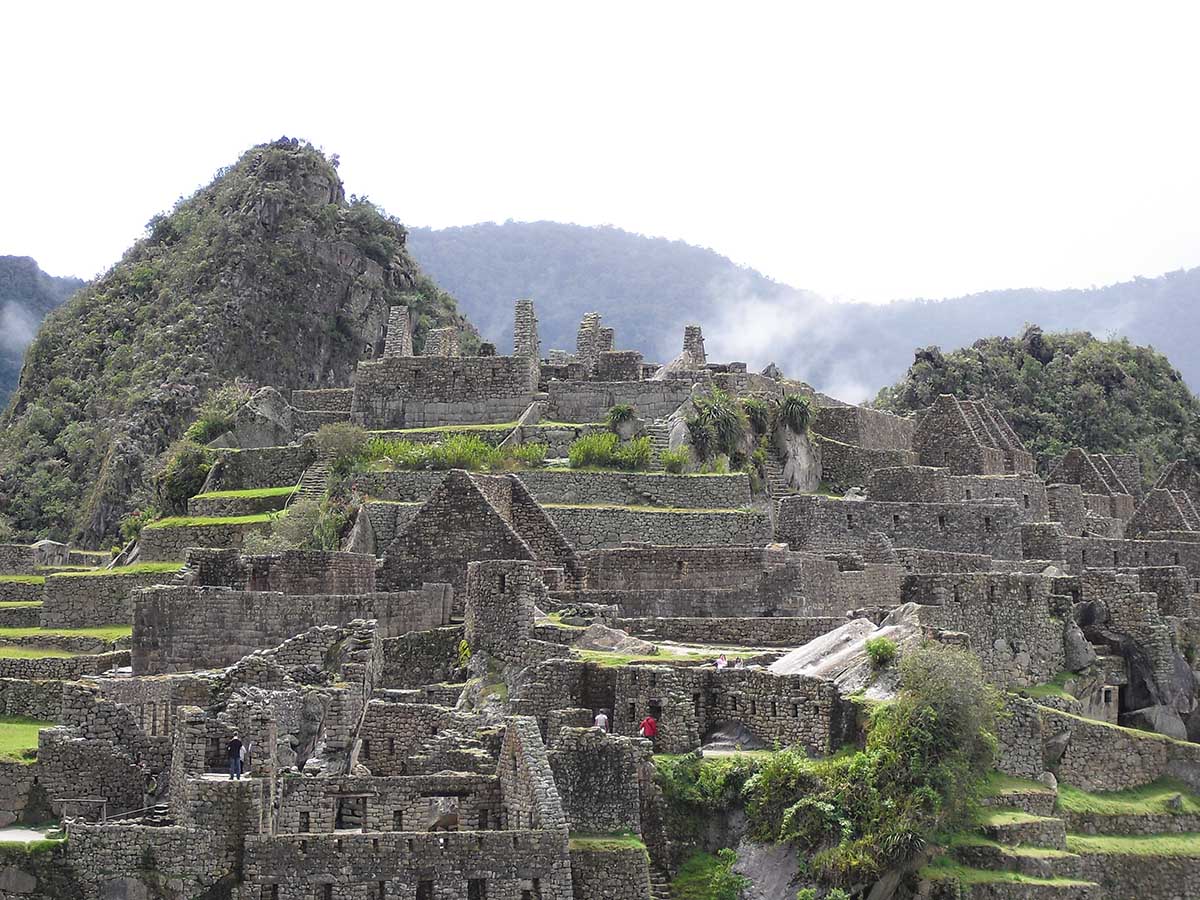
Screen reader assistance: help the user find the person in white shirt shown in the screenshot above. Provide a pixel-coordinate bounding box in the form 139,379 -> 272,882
593,709 -> 609,732
715,654 -> 728,670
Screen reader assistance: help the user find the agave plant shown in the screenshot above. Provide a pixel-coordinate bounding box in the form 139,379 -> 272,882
777,393 -> 813,435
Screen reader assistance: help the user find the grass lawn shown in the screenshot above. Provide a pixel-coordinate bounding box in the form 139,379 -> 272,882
190,485 -> 299,500
48,562 -> 182,579
1067,833 -> 1200,857
981,771 -> 1056,798
0,717 -> 55,763
144,511 -> 285,529
574,647 -> 724,667
1057,778 -> 1200,816
1021,670 -> 1077,701
567,831 -> 647,853
370,422 -> 518,434
0,576 -> 44,586
0,602 -> 42,609
920,856 -> 1094,887
0,626 -> 132,642
0,647 -> 80,659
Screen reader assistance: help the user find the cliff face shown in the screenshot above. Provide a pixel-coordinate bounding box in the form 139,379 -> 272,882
0,137 -> 472,546
0,257 -> 84,407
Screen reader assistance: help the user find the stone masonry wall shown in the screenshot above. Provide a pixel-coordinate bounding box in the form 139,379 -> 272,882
138,520 -> 273,561
547,506 -> 771,550
812,435 -> 918,493
813,405 -> 915,451
40,571 -> 175,628
183,548 -> 377,594
0,545 -> 36,575
778,495 -> 1022,557
131,585 -> 453,674
570,845 -> 652,900
206,445 -> 316,492
546,380 -> 693,423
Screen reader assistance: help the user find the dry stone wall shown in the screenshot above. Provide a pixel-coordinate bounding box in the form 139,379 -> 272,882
546,506 -> 771,550
40,570 -> 174,627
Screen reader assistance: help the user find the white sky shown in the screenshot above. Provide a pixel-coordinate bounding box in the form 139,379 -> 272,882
3,1 -> 1199,303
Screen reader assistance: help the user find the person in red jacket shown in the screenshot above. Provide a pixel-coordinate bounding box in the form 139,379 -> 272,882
638,714 -> 658,745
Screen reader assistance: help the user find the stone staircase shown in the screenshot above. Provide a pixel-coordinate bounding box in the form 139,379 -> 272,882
648,863 -> 671,900
291,460 -> 331,506
936,788 -> 1100,898
646,421 -> 671,471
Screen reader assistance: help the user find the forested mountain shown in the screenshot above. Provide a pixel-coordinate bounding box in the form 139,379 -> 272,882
408,222 -> 1200,400
0,138 -> 469,546
0,257 -> 84,405
876,327 -> 1200,481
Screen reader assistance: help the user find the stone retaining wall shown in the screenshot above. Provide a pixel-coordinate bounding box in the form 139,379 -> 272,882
182,548 -> 377,595
546,379 -> 693,423
616,616 -> 846,647
0,581 -> 44,603
0,651 -> 128,681
813,405 -> 914,451
546,506 -> 771,550
813,435 -> 918,493
0,677 -> 62,721
40,571 -> 172,628
0,545 -> 36,575
187,491 -> 292,517
138,519 -> 274,561
131,584 -> 453,674
569,845 -> 652,899
206,445 -> 315,492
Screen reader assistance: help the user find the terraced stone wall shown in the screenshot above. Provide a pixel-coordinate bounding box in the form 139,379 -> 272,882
813,405 -> 915,450
546,506 -> 771,550
570,845 -> 653,900
131,585 -> 453,674
812,435 -> 918,493
546,380 -> 693,423
183,548 -> 377,595
41,571 -> 173,627
206,445 -> 316,492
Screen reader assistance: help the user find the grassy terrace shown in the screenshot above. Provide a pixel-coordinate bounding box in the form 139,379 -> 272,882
920,857 -> 1094,887
48,562 -> 182,579
369,422 -> 518,435
1021,670 -> 1077,701
1066,833 -> 1200,856
981,771 -> 1057,799
1057,778 -> 1200,816
190,485 -> 298,500
0,602 -> 42,609
574,647 -> 729,667
0,626 -> 132,642
567,831 -> 647,853
0,576 -> 45,586
0,647 -> 81,659
144,511 -> 286,529
0,716 -> 56,764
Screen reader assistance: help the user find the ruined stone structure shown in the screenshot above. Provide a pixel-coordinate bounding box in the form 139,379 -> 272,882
4,298 -> 1200,898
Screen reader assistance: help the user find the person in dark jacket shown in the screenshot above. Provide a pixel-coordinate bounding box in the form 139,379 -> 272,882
228,734 -> 243,780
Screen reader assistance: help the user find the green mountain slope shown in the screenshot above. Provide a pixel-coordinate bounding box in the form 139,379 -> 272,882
407,221 -> 1200,398
0,137 -> 469,546
0,257 -> 84,405
874,327 -> 1200,480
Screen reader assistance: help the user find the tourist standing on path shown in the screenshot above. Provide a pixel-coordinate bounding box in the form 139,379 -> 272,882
638,714 -> 658,748
593,709 -> 609,732
228,734 -> 244,780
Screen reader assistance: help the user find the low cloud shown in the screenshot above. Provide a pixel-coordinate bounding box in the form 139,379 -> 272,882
0,303 -> 38,354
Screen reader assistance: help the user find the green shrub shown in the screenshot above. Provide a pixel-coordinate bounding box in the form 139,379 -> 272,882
777,394 -> 813,434
740,644 -> 1000,887
152,441 -> 212,513
742,397 -> 770,434
316,423 -> 370,475
119,505 -> 162,543
614,436 -> 653,471
428,433 -> 495,470
182,383 -> 251,445
693,389 -> 748,458
864,636 -> 897,668
501,442 -> 548,470
569,432 -> 620,468
605,403 -> 636,432
699,457 -> 730,474
660,447 -> 691,474
456,640 -> 472,668
686,416 -> 717,460
350,435 -> 545,474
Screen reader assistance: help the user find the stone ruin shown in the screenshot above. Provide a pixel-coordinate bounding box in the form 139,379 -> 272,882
3,298 -> 1200,897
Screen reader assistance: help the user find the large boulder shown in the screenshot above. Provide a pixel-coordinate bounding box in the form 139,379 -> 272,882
224,387 -> 298,448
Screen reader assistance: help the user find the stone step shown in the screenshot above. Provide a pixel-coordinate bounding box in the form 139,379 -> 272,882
648,864 -> 671,900
952,841 -> 1083,880
980,811 -> 1068,851
982,787 -> 1058,818
293,461 -> 331,504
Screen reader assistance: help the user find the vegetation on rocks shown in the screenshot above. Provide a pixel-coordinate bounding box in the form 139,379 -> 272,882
875,326 -> 1200,480
568,433 -> 654,471
656,645 -> 1000,893
0,137 -> 471,546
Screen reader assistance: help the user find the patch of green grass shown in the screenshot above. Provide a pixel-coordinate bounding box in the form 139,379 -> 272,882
0,717 -> 55,763
1066,833 -> 1200,857
670,851 -> 736,899
48,562 -> 182,579
1022,670 -> 1077,701
975,808 -> 1053,827
981,771 -> 1055,798
143,511 -> 285,529
939,831 -> 1076,859
575,648 -> 722,667
0,626 -> 131,642
1040,706 -> 1190,746
1057,778 -> 1200,816
568,831 -> 647,853
0,576 -> 44,586
0,602 -> 42,609
920,856 -> 1095,886
190,485 -> 299,500
0,647 -> 80,659
34,565 -> 95,572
